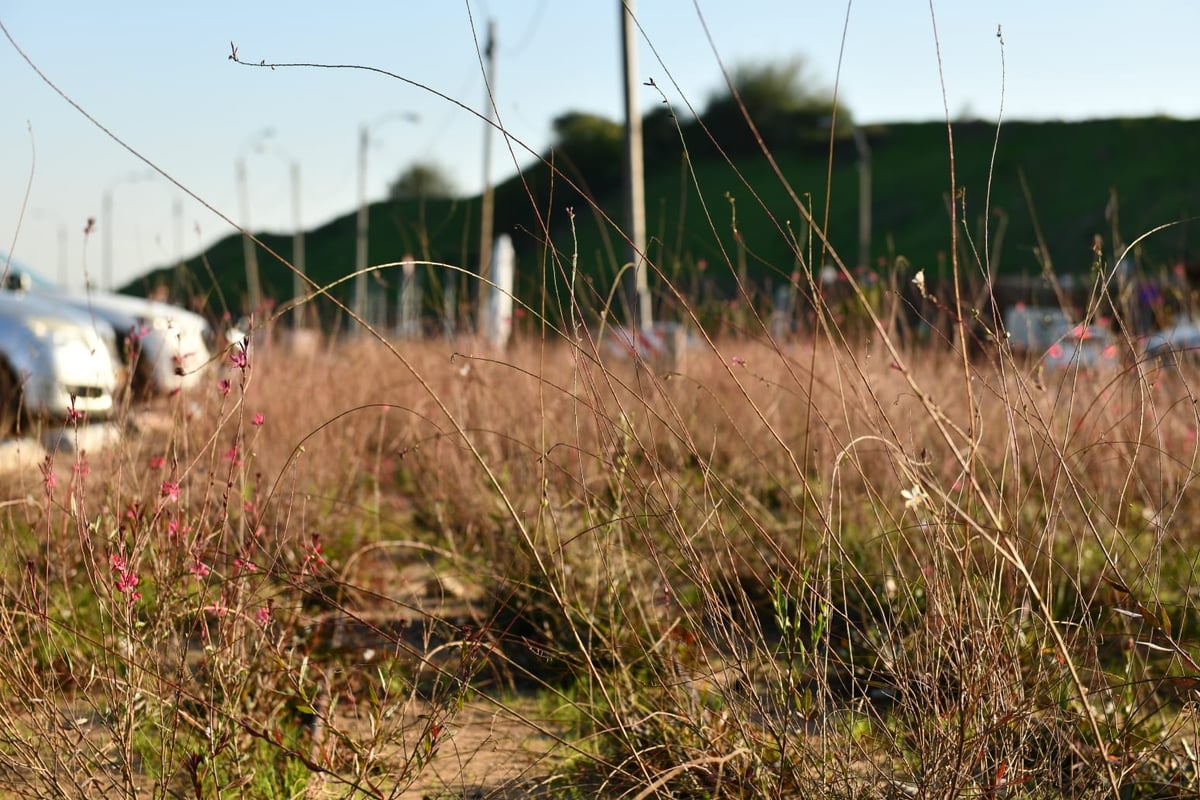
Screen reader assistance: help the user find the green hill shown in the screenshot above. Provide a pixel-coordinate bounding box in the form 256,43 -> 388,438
126,116 -> 1200,328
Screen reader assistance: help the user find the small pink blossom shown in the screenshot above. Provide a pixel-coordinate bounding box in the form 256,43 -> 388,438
217,378 -> 231,396
128,323 -> 151,344
161,480 -> 180,503
189,559 -> 211,579
730,356 -> 746,367
252,412 -> 265,427
254,606 -> 272,626
111,553 -> 141,600
148,455 -> 166,470
40,456 -> 56,496
72,456 -> 90,477
302,534 -> 325,575
229,347 -> 247,370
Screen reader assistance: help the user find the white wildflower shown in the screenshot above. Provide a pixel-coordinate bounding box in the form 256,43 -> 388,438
901,483 -> 928,511
912,269 -> 927,298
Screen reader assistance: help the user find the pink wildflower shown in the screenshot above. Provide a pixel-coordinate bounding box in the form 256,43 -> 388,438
252,412 -> 265,427
161,480 -> 181,503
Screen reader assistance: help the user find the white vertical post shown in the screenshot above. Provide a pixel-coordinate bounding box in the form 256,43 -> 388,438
399,254 -> 420,339
486,234 -> 515,348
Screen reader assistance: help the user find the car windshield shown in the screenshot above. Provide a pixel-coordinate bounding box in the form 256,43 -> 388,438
0,253 -> 59,291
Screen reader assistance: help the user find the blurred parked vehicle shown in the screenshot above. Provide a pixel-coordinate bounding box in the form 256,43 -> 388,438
1,255 -> 213,395
1143,317 -> 1200,365
1004,304 -> 1119,371
601,322 -> 701,363
0,289 -> 119,435
1041,322 -> 1120,371
1003,305 -> 1072,355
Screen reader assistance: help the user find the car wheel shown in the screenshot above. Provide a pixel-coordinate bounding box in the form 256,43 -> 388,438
0,365 -> 21,439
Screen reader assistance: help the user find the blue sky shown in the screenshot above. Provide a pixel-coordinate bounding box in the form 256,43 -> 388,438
3,1 -> 1199,291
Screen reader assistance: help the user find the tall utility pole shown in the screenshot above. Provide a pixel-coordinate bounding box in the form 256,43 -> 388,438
353,113 -> 418,330
353,123 -> 370,326
290,161 -> 306,329
621,0 -> 651,332
475,18 -> 498,335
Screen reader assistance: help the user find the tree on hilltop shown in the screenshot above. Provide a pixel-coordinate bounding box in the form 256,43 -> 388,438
700,57 -> 850,151
389,161 -> 458,201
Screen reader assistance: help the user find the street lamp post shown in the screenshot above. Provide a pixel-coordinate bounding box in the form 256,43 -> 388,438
246,137 -> 306,328
353,111 -> 419,330
237,127 -> 275,315
31,209 -> 68,286
102,170 -> 154,291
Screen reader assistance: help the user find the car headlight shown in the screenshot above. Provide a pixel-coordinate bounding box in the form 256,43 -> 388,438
134,316 -> 171,334
27,316 -> 91,345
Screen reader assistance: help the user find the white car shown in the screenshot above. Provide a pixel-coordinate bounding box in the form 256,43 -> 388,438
0,289 -> 119,435
1144,318 -> 1200,365
1,256 -> 213,395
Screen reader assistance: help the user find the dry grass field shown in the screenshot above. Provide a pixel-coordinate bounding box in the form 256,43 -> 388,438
0,304 -> 1198,798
